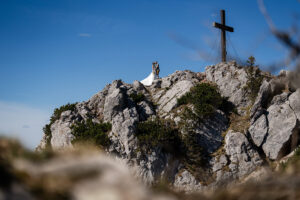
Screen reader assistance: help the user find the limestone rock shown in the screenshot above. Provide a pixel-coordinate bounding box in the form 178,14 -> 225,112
224,130 -> 263,178
250,77 -> 289,124
50,120 -> 74,150
50,110 -> 82,150
205,62 -> 250,114
289,89 -> 300,120
110,107 -> 139,157
157,80 -> 195,114
173,170 -> 204,192
133,80 -> 146,91
250,80 -> 271,123
87,85 -> 110,119
160,70 -> 201,89
212,155 -> 228,173
149,70 -> 202,112
249,114 -> 268,147
103,87 -> 127,121
250,86 -> 300,160
134,149 -> 172,185
193,110 -> 228,153
262,92 -> 299,160
39,64 -> 300,192
137,101 -> 155,121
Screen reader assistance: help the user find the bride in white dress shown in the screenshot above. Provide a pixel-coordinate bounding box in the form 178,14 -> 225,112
141,62 -> 160,86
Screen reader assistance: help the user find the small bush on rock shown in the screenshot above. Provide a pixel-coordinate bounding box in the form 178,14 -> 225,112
177,83 -> 223,119
129,93 -> 145,103
182,132 -> 204,167
50,103 -> 77,123
136,117 -> 213,183
136,118 -> 181,154
43,103 -> 77,148
71,119 -> 111,148
245,56 -> 264,102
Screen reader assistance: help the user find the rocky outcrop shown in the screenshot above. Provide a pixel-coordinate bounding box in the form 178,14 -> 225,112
262,92 -> 299,160
224,131 -> 263,178
173,170 -> 204,192
249,80 -> 300,160
205,61 -> 251,114
192,110 -> 228,154
39,72 -> 204,189
250,80 -> 271,123
249,114 -> 268,147
149,70 -> 203,116
50,109 -> 85,150
289,89 -> 300,120
38,62 -> 300,192
211,131 -> 263,185
157,80 -> 194,114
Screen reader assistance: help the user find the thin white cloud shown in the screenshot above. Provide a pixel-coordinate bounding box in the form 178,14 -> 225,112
78,33 -> 92,37
0,101 -> 51,149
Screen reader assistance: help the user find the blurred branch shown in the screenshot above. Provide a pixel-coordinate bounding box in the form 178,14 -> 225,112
258,0 -> 300,65
258,0 -> 300,89
167,32 -> 219,63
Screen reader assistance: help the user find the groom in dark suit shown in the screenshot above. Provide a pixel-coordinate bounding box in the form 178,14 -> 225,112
152,61 -> 160,79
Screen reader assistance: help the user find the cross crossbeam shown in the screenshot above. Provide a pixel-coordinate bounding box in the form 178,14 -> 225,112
213,10 -> 234,62
213,22 -> 234,32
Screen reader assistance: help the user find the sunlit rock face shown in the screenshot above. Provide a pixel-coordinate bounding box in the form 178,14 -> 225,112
206,61 -> 251,114
38,62 -> 300,192
249,79 -> 300,160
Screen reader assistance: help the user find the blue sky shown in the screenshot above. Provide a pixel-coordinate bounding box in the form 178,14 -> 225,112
0,0 -> 299,148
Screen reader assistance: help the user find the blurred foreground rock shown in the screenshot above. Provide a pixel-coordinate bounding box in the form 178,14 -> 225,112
3,138 -> 300,200
1,139 -> 177,200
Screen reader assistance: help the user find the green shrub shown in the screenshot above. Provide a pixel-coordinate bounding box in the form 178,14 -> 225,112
129,93 -> 145,104
245,56 -> 264,102
177,92 -> 192,107
136,117 -> 211,183
50,103 -> 77,124
136,118 -> 181,154
182,132 -> 204,167
136,117 -> 205,160
42,124 -> 52,147
247,55 -> 256,67
219,97 -> 238,115
42,103 -> 77,148
182,133 -> 212,183
177,83 -> 222,119
176,83 -> 225,182
71,119 -> 111,148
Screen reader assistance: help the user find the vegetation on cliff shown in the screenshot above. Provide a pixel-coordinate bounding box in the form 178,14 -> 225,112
177,83 -> 223,119
43,103 -> 77,148
71,119 -> 111,148
244,56 -> 265,101
136,118 -> 181,154
129,92 -> 145,104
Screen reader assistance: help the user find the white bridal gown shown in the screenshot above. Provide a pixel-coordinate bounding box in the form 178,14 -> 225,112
141,71 -> 155,86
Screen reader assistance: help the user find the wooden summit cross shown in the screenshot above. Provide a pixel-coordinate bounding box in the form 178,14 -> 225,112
213,10 -> 234,62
